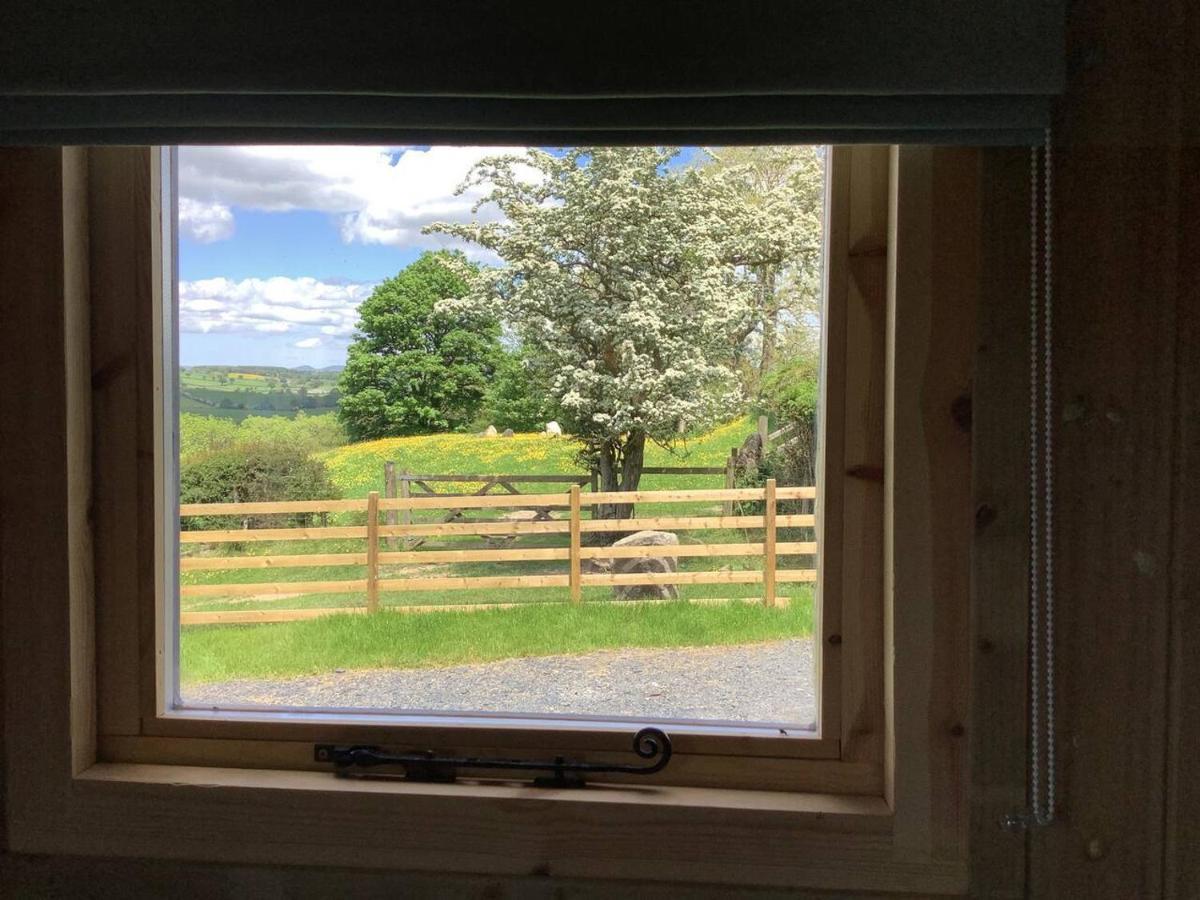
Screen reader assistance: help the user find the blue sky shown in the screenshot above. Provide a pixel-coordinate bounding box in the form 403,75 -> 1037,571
177,146 -> 703,369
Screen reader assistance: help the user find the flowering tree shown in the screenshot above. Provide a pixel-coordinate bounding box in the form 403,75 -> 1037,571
427,148 -> 752,509
707,146 -> 825,388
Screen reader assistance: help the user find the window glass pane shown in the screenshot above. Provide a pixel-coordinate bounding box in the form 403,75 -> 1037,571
173,145 -> 824,729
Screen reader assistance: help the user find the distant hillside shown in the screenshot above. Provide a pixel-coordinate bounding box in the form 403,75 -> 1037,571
180,365 -> 341,421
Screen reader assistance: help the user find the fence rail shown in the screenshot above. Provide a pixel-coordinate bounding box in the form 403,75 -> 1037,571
178,481 -> 816,625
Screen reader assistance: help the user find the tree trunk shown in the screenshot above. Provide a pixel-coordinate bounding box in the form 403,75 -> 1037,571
759,266 -> 779,382
594,429 -> 646,527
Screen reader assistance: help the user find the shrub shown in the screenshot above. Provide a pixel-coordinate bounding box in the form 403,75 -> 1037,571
179,413 -> 239,461
180,444 -> 340,531
179,412 -> 345,465
234,412 -> 346,456
738,354 -> 819,543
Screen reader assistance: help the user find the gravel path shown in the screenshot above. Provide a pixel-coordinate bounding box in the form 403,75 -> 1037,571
183,638 -> 815,726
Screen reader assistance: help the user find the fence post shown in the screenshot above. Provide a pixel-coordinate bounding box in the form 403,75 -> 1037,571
758,414 -> 770,452
366,491 -> 380,612
723,448 -> 738,515
763,478 -> 777,607
384,461 -> 397,549
399,470 -> 411,527
569,485 -> 582,603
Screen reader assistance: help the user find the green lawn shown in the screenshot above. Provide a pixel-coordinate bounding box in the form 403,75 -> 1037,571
180,592 -> 813,682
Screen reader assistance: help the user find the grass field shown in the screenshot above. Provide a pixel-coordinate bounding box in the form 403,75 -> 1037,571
181,596 -> 813,682
320,416 -> 754,498
178,414 -> 817,684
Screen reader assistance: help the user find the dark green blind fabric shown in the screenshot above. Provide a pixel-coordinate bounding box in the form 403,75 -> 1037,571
0,1 -> 1064,145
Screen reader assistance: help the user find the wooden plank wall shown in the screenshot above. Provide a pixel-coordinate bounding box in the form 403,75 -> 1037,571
1021,0 -> 1197,897
0,149 -> 82,849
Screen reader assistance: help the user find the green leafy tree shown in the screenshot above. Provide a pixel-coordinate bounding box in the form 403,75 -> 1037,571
337,251 -> 502,440
479,350 -> 557,432
426,148 -> 752,512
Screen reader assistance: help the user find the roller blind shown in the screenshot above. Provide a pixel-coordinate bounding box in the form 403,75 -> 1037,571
0,1 -> 1064,145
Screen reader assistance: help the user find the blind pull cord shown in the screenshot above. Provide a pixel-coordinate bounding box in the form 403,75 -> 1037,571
1005,127 -> 1057,831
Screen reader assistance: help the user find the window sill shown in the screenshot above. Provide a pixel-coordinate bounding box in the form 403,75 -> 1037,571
7,763 -> 965,894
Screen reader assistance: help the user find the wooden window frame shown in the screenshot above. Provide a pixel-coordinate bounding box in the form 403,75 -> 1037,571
1,144 -> 977,893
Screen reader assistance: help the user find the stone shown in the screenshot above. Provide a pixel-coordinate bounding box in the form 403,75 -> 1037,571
545,420 -> 562,436
502,428 -> 514,437
734,431 -> 764,472
483,424 -> 498,437
602,530 -> 680,601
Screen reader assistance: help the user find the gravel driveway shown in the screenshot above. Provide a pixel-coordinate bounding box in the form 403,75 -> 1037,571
183,638 -> 815,726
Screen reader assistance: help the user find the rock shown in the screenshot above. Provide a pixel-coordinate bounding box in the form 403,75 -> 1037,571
601,530 -> 680,601
545,420 -> 562,436
483,424 -> 498,437
734,431 -> 764,472
502,428 -> 514,437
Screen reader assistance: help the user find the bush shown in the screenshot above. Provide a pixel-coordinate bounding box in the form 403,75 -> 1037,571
179,413 -> 239,461
180,412 -> 345,465
180,445 -> 340,531
233,412 -> 346,456
758,355 -> 819,424
738,354 -> 819,543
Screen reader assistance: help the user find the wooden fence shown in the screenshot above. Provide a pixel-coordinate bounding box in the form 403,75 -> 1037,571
178,480 -> 816,625
383,462 -> 741,517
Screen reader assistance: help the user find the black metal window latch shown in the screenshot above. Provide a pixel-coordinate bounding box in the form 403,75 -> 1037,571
314,726 -> 671,788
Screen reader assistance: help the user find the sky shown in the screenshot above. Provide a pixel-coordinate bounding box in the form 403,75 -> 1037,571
177,145 -> 525,368
177,146 -> 704,369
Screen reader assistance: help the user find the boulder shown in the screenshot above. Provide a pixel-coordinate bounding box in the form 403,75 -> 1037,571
502,428 -> 514,437
483,424 -> 498,437
545,420 -> 562,436
603,530 -> 679,601
734,431 -> 764,472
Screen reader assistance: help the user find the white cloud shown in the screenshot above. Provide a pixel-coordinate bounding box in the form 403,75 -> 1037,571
178,197 -> 235,243
293,337 -> 322,349
179,277 -> 375,342
177,145 -> 528,258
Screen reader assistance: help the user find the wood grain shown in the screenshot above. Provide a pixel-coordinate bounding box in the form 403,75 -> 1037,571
885,147 -> 974,863
88,148 -> 156,737
763,478 -> 778,607
568,485 -> 582,602
181,552 -> 369,570
970,147 -> 1035,898
823,145 -> 890,766
365,491 -> 379,612
0,149 -> 79,833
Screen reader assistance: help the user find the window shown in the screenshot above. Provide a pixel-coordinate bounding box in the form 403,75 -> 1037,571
170,144 -> 827,734
101,142 -> 945,789
97,145 -> 905,784
3,143 -> 977,894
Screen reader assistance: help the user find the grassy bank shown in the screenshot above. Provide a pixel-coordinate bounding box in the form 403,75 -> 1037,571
180,593 -> 813,683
